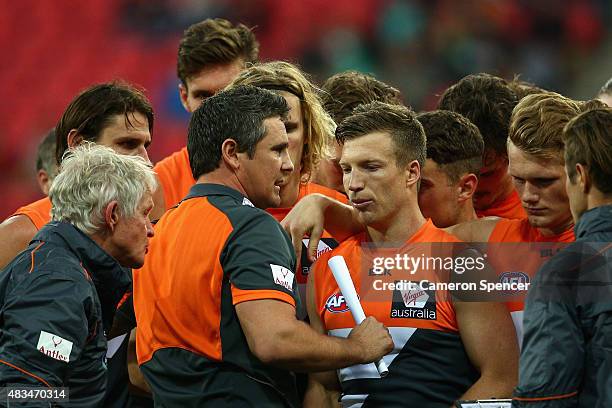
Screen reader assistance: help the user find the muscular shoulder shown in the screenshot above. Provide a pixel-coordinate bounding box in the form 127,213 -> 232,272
0,215 -> 38,269
445,217 -> 501,242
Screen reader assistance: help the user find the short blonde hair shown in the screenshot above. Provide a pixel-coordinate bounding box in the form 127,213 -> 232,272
228,61 -> 335,180
509,92 -> 582,161
50,143 -> 157,235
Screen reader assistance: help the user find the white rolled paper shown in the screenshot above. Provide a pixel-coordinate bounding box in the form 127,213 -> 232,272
328,255 -> 389,377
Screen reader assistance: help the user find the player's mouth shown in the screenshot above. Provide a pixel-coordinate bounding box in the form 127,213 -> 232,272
274,179 -> 287,192
351,198 -> 373,210
525,207 -> 546,215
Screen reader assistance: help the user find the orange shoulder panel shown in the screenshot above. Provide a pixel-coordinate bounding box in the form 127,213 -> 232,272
12,197 -> 52,230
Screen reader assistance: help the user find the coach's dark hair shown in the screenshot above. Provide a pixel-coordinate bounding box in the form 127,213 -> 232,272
563,108 -> 612,194
336,101 -> 425,168
417,110 -> 484,182
188,85 -> 289,178
321,71 -> 403,124
438,73 -> 517,156
177,18 -> 259,87
55,82 -> 154,165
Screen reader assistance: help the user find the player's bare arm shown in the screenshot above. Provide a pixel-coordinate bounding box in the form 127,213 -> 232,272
454,301 -> 519,400
0,215 -> 38,269
235,297 -> 392,372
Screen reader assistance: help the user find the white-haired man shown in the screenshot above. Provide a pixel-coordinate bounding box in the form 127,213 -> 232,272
0,144 -> 156,407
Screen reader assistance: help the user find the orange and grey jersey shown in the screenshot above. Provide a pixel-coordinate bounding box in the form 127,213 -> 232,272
311,220 -> 479,407
488,217 -> 575,344
134,183 -> 301,407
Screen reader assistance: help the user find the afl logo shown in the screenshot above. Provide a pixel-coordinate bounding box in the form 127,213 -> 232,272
325,293 -> 350,313
499,271 -> 530,293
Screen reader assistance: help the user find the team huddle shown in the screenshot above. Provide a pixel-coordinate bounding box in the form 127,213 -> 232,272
0,18 -> 611,408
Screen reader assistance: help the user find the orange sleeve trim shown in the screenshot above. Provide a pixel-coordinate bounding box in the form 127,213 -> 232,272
116,290 -> 132,310
28,242 -> 44,273
514,390 -> 578,402
231,286 -> 296,307
0,358 -> 52,388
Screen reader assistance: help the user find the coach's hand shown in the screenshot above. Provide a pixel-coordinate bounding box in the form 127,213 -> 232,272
348,317 -> 394,364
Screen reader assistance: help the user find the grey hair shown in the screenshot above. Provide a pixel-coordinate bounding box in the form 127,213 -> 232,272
49,143 -> 157,235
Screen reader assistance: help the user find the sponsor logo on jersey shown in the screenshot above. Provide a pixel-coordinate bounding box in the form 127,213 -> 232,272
390,281 -> 436,320
325,292 -> 351,313
301,238 -> 334,261
270,264 -> 294,292
499,271 -> 530,294
37,330 -> 73,363
300,238 -> 339,277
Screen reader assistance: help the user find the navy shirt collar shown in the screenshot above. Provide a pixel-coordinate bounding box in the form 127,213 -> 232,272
575,205 -> 612,239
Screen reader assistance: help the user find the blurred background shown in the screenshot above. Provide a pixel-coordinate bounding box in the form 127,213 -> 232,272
1,0 -> 611,219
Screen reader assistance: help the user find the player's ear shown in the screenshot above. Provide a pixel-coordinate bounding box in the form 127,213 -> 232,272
178,83 -> 191,113
222,139 -> 241,171
37,170 -> 50,195
574,163 -> 590,194
103,200 -> 120,232
406,160 -> 421,188
67,129 -> 83,148
457,173 -> 478,202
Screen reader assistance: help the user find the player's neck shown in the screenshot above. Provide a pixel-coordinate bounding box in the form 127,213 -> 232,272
537,216 -> 574,238
587,191 -> 612,212
486,175 -> 516,209
457,203 -> 478,225
367,205 -> 426,244
197,169 -> 248,198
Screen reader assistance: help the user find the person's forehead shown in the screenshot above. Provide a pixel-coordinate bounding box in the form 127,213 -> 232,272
140,191 -> 154,206
508,145 -> 563,177
278,91 -> 302,119
103,112 -> 149,131
187,60 -> 244,93
341,132 -> 393,160
260,116 -> 287,139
